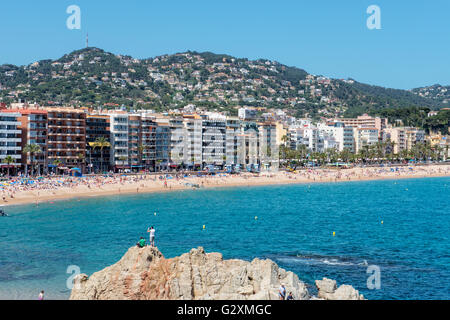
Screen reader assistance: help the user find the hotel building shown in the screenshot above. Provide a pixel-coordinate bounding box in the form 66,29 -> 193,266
0,112 -> 22,170
46,108 -> 86,169
86,114 -> 111,172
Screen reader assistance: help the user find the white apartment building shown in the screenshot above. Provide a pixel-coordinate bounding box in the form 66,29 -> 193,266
202,117 -> 227,166
258,122 -> 279,171
183,115 -> 203,166
0,112 -> 22,167
108,113 -> 129,168
353,127 -> 379,153
225,117 -> 242,166
318,122 -> 354,152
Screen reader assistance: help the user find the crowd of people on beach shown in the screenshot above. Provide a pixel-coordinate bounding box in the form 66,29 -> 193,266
1,164 -> 449,205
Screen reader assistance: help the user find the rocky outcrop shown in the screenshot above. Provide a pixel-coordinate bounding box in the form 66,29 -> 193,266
315,278 -> 365,300
69,246 -> 362,300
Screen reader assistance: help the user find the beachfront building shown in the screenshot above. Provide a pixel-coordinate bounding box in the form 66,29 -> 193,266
108,112 -> 129,171
353,127 -> 379,153
333,114 -> 387,138
201,116 -> 227,168
86,114 -> 111,173
383,127 -> 424,154
275,121 -> 287,146
0,112 -> 22,174
405,127 -> 425,150
46,108 -> 86,171
225,117 -> 242,167
288,127 -> 304,150
258,122 -> 279,171
318,122 -> 354,152
168,117 -> 185,168
140,113 -> 157,171
384,127 -> 406,154
154,119 -> 170,171
302,127 -> 322,152
128,114 -> 142,171
239,122 -> 260,170
4,108 -> 48,174
183,114 -> 203,169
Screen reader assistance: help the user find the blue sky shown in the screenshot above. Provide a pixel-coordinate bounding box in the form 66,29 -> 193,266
0,0 -> 449,89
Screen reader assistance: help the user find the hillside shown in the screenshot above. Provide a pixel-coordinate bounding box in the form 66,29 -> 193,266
0,47 -> 445,118
411,84 -> 450,106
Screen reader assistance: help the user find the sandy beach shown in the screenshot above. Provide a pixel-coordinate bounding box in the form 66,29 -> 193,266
2,164 -> 450,207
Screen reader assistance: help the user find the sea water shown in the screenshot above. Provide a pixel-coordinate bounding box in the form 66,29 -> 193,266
0,177 -> 449,300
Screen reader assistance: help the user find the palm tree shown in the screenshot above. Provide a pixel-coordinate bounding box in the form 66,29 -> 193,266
77,153 -> 85,173
281,135 -> 289,147
138,144 -> 146,170
23,144 -> 42,176
3,155 -> 15,178
93,137 -> 110,173
118,156 -> 127,169
52,159 -> 62,175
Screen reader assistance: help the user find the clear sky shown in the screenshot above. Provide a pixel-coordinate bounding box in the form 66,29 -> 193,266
0,0 -> 449,89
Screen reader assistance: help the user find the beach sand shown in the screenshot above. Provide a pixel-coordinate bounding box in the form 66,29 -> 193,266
3,164 -> 450,207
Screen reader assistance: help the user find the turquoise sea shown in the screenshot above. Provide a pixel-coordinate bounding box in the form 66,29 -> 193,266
0,177 -> 449,300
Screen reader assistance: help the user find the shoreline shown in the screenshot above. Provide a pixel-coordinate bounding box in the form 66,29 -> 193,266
3,164 -> 450,207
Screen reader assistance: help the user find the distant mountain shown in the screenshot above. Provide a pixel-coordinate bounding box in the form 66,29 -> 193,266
0,47 -> 445,118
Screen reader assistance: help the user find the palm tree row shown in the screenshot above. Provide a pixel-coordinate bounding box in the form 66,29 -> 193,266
279,140 -> 446,168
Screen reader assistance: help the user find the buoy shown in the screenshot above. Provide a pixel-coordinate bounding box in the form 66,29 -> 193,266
381,220 -> 384,224
332,231 -> 335,237
203,225 -> 206,230
255,216 -> 258,220
154,212 -> 157,216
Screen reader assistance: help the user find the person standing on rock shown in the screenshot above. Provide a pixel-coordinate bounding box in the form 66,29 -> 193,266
278,284 -> 286,300
38,290 -> 44,300
147,226 -> 155,247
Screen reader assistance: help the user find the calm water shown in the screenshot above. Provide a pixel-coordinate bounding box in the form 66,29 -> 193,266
0,177 -> 449,300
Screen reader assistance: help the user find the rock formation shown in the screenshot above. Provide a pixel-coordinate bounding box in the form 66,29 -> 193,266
70,246 -> 363,300
315,278 -> 365,300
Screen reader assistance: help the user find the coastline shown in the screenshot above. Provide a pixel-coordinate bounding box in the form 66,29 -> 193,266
3,164 -> 450,207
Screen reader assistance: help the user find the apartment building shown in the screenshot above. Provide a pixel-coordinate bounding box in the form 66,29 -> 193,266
168,117 -> 185,167
258,122 -> 279,171
108,112 -> 129,170
46,108 -> 86,169
239,122 -> 260,169
384,127 -> 425,154
154,119 -> 170,170
353,127 -> 379,153
405,127 -> 425,150
225,117 -> 241,166
140,113 -> 157,171
128,114 -> 142,170
86,114 -> 110,172
318,122 -> 354,152
183,114 -> 203,167
334,114 -> 387,138
4,108 -> 48,173
0,112 -> 22,171
202,116 -> 227,167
